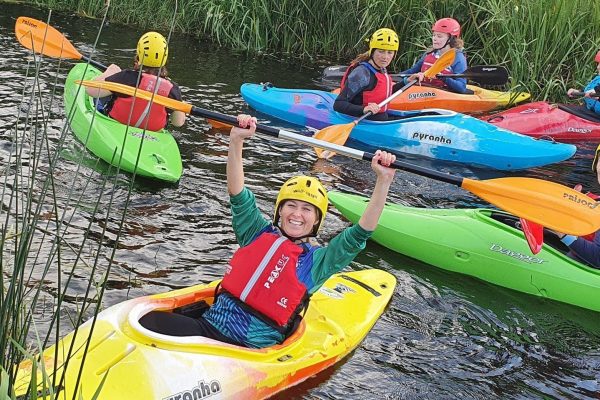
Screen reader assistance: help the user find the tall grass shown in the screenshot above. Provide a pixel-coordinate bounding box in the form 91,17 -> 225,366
29,0 -> 600,101
1,7 -> 146,397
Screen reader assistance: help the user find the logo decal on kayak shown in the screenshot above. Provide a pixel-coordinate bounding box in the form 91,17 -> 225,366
333,283 -> 355,294
163,380 -> 221,400
129,131 -> 159,142
489,244 -> 546,264
294,94 -> 301,104
319,287 -> 344,299
567,127 -> 592,134
518,108 -> 539,114
412,132 -> 452,144
563,193 -> 600,209
408,91 -> 436,101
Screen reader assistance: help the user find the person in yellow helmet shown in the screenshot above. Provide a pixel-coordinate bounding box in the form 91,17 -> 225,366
85,31 -> 186,131
333,28 -> 405,121
140,114 -> 398,348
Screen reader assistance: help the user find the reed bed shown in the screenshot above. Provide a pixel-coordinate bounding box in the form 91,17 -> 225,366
29,0 -> 600,101
0,10 -> 137,398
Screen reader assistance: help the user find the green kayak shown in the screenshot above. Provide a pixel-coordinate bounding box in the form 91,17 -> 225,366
64,63 -> 182,182
329,191 -> 600,312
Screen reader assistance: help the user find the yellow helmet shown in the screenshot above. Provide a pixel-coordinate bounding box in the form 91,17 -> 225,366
369,28 -> 399,52
274,176 -> 328,235
593,144 -> 600,172
136,32 -> 168,68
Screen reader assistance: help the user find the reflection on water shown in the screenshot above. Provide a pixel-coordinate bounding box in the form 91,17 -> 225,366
1,3 -> 599,399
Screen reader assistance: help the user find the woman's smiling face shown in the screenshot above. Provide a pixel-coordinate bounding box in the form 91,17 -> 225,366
278,200 -> 318,238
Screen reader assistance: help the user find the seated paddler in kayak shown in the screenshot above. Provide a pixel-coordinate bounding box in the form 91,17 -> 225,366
84,31 -> 186,131
567,50 -> 600,116
553,149 -> 600,269
402,18 -> 469,94
140,114 -> 398,348
333,28 -> 405,121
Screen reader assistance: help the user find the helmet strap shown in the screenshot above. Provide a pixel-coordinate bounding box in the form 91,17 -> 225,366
368,55 -> 385,71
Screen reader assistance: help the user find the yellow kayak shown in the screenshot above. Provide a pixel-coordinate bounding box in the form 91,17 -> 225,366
15,269 -> 396,399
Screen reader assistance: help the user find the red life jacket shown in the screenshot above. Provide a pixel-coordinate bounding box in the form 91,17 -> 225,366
109,73 -> 173,131
340,62 -> 393,113
221,232 -> 307,327
420,51 -> 453,88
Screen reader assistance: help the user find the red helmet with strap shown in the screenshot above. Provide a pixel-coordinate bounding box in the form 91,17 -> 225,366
432,18 -> 461,37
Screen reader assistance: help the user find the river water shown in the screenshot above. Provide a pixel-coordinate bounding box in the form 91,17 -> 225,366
1,4 -> 599,399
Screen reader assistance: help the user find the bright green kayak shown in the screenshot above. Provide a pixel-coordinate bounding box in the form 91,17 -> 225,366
64,63 -> 182,182
329,191 -> 600,312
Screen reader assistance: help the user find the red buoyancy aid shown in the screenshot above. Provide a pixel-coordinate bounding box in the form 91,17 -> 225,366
420,52 -> 453,88
109,73 -> 173,131
340,62 -> 393,113
221,232 -> 307,327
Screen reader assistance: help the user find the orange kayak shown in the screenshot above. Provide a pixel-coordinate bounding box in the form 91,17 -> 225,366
332,84 -> 531,114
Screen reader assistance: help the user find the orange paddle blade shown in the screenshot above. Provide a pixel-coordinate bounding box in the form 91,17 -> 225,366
462,177 -> 600,236
423,48 -> 456,78
313,122 -> 355,158
15,16 -> 82,60
77,80 -> 193,114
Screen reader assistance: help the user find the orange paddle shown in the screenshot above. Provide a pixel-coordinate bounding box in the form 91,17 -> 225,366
77,79 -> 600,236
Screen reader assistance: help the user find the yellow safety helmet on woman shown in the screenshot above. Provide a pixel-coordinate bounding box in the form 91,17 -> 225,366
368,28 -> 400,53
136,32 -> 168,68
274,176 -> 329,236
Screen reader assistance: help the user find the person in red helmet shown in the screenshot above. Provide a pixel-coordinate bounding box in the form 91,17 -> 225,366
567,50 -> 600,116
401,18 -> 469,94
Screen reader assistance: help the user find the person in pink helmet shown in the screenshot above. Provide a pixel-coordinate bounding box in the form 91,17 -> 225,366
567,50 -> 600,116
401,18 -> 469,94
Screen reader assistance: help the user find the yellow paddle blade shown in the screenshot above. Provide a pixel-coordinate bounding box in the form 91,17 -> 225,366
77,80 -> 193,114
15,16 -> 82,60
312,122 -> 355,158
423,48 -> 456,78
462,177 -> 600,236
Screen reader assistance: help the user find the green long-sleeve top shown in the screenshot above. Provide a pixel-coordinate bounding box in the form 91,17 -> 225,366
202,187 -> 373,348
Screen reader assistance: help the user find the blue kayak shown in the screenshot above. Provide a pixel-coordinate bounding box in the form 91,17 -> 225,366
240,83 -> 576,170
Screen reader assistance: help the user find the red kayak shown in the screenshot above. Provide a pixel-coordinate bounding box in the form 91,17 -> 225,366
484,101 -> 600,142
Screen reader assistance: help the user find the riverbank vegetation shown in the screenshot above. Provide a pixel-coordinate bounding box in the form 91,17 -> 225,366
27,0 -> 600,101
0,50 -> 131,398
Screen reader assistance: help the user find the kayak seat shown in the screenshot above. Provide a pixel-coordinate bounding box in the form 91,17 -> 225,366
558,104 -> 600,123
489,211 -> 570,254
173,299 -> 211,318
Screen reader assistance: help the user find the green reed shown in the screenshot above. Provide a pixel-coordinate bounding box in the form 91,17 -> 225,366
0,8 -> 144,398
28,0 -> 600,101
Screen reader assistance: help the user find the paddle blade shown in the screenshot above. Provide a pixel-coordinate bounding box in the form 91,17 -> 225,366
15,16 -> 82,60
423,48 -> 456,78
312,123 -> 355,159
520,218 -> 544,254
462,177 -> 600,236
464,65 -> 509,86
77,80 -> 193,114
207,119 -> 233,129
